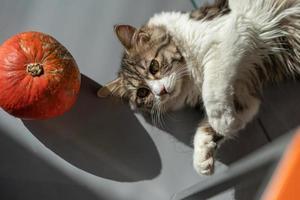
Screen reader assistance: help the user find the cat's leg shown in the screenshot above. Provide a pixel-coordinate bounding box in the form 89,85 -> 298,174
203,66 -> 239,136
193,118 -> 223,175
233,80 -> 261,132
193,90 -> 260,175
194,89 -> 260,175
203,62 -> 261,137
202,21 -> 262,137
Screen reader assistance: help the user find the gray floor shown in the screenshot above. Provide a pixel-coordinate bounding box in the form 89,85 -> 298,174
0,1 -> 299,200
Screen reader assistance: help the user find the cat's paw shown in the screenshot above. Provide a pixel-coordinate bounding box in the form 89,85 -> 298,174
193,129 -> 216,175
206,103 -> 244,135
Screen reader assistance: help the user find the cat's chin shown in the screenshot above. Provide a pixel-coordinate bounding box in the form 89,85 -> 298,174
163,85 -> 181,102
159,91 -> 175,104
159,94 -> 181,112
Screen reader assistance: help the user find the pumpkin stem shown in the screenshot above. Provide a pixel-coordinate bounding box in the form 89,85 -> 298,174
26,63 -> 44,77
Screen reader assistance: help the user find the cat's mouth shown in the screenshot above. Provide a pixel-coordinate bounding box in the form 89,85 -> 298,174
158,87 -> 177,103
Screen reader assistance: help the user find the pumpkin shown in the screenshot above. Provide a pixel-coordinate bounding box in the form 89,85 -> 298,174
0,31 -> 81,119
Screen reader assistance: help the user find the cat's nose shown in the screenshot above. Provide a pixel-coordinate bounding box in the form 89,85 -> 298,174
158,86 -> 167,96
147,80 -> 168,96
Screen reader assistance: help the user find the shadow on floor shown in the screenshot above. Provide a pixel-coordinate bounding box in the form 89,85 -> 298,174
143,107 -> 203,146
145,107 -> 269,200
144,104 -> 269,164
144,80 -> 300,200
259,80 -> 300,140
218,80 -> 300,200
23,74 -> 161,182
0,128 -> 101,200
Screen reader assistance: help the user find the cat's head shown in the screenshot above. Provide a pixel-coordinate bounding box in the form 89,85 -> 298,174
98,24 -> 189,114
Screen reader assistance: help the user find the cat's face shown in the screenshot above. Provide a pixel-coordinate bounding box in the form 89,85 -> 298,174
98,25 -> 188,114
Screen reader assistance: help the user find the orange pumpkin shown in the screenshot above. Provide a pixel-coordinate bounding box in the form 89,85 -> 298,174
0,32 -> 81,119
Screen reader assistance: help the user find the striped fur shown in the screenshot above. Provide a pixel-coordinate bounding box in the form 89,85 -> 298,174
104,25 -> 194,115
99,0 -> 300,134
98,0 -> 300,175
237,0 -> 300,98
190,0 -> 230,21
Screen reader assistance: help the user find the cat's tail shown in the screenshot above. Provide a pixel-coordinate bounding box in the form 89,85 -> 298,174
255,0 -> 300,81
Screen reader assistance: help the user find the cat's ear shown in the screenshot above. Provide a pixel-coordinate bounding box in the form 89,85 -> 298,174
114,24 -> 136,50
97,77 -> 123,98
136,30 -> 150,45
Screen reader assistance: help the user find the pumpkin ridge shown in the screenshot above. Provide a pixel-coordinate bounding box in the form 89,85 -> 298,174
0,31 -> 81,119
41,45 -> 60,63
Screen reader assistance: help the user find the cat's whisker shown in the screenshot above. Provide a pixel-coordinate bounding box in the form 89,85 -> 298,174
157,104 -> 164,128
161,104 -> 174,121
150,104 -> 156,125
159,104 -> 168,129
176,72 -> 189,77
175,72 -> 190,80
158,101 -> 167,129
154,108 -> 159,127
175,71 -> 190,78
174,68 -> 190,77
150,100 -> 167,129
156,103 -> 164,128
151,102 -> 159,127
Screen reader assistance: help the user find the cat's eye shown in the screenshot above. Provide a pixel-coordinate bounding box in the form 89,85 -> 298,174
149,59 -> 159,75
137,87 -> 150,98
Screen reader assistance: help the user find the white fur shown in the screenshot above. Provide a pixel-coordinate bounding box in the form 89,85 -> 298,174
146,72 -> 176,96
148,0 -> 300,136
149,11 -> 249,136
148,0 -> 300,175
193,126 -> 216,175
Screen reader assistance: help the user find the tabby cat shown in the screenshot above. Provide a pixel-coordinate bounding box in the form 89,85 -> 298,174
98,0 -> 300,175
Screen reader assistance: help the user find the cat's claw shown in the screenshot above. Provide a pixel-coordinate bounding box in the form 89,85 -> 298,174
193,130 -> 216,175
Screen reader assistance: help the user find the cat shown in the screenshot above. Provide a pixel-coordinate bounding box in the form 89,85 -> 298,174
98,0 -> 300,175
